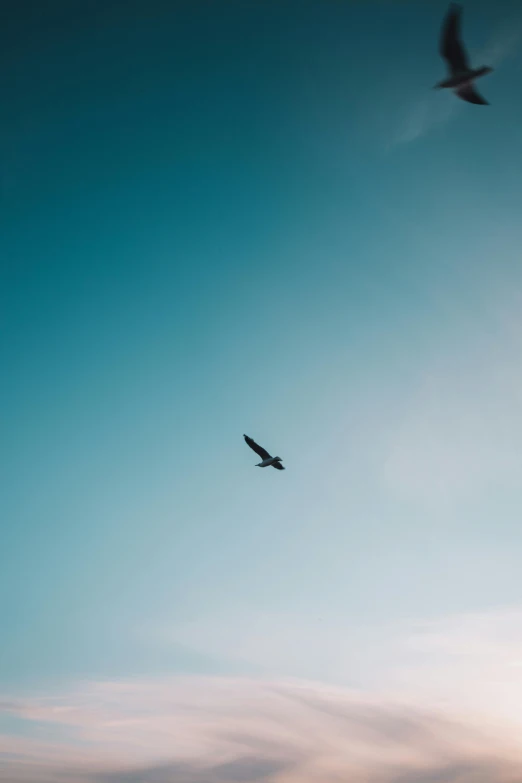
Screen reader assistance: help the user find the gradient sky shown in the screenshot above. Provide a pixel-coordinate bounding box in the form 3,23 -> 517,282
3,0 -> 522,780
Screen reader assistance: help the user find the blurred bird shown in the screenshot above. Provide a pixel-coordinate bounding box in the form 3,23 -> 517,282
435,3 -> 493,105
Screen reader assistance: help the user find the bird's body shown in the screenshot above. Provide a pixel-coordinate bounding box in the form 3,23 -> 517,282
435,4 -> 492,105
257,456 -> 283,468
437,66 -> 492,91
243,435 -> 285,470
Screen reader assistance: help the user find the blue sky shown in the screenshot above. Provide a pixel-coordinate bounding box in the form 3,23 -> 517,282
2,1 -> 522,780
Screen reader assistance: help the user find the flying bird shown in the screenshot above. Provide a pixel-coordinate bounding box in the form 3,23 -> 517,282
435,3 -> 493,104
243,434 -> 285,470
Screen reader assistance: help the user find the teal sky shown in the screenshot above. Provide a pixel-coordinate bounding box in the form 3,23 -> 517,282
3,3 -> 522,777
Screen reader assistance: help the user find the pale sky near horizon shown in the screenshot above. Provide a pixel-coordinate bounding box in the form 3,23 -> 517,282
2,1 -> 522,780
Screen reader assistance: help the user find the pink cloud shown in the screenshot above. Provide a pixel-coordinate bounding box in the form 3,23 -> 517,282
1,675 -> 521,783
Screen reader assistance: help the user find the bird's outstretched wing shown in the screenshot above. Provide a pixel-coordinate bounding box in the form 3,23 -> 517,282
271,462 -> 285,470
244,434 -> 271,460
440,3 -> 470,75
456,83 -> 489,104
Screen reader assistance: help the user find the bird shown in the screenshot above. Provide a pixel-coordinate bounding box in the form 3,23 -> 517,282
243,434 -> 285,470
435,3 -> 493,105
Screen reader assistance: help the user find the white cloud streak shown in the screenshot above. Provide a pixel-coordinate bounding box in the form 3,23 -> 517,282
392,92 -> 460,147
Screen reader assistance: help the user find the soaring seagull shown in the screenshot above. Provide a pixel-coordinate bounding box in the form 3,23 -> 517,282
243,434 -> 285,470
435,3 -> 493,104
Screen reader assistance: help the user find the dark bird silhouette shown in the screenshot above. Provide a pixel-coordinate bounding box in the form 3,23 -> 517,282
243,434 -> 285,470
435,3 -> 493,104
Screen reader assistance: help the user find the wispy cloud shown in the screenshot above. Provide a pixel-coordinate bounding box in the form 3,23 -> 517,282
392,91 -> 460,147
480,11 -> 522,68
153,605 -> 522,730
4,608 -> 522,781
1,674 -> 521,782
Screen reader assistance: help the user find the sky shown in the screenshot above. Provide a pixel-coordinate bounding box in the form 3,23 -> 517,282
2,0 -> 522,780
